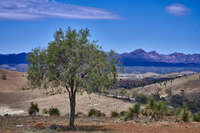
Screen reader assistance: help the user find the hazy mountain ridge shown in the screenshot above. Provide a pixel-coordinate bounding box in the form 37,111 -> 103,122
120,49 -> 200,64
1,49 -> 200,72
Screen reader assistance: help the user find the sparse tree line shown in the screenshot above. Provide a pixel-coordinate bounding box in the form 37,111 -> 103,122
114,77 -> 177,89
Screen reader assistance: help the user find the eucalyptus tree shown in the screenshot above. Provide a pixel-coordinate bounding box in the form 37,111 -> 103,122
27,27 -> 119,128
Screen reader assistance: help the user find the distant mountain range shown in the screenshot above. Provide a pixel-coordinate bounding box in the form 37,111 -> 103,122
120,49 -> 200,64
1,49 -> 200,72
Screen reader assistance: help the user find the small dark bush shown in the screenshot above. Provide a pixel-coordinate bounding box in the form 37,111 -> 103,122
135,94 -> 148,104
48,107 -> 60,116
124,110 -> 133,121
75,112 -> 84,117
111,111 -> 119,118
193,112 -> 200,122
120,111 -> 127,116
28,102 -> 39,116
1,74 -> 7,80
88,109 -> 104,117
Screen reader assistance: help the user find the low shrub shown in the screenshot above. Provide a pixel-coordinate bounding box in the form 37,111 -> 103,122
28,102 -> 39,116
175,108 -> 182,118
48,107 -> 60,116
141,109 -> 148,116
124,109 -> 134,121
133,103 -> 141,117
182,106 -> 190,122
155,101 -> 168,119
193,112 -> 200,122
88,109 -> 104,117
111,111 -> 119,118
75,112 -> 84,117
120,111 -> 127,116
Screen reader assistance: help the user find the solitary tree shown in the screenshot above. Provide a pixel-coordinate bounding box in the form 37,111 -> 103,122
27,27 -> 119,128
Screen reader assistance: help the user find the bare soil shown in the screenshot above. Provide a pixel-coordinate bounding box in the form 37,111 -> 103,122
0,116 -> 200,133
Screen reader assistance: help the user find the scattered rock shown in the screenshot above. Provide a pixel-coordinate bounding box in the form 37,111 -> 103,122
16,125 -> 23,128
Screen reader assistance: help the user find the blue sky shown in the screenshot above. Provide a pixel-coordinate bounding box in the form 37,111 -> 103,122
0,0 -> 200,54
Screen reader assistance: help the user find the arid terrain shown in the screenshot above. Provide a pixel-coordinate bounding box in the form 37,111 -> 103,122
1,69 -> 200,133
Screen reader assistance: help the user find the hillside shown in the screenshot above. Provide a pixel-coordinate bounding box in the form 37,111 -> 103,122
0,69 -> 132,116
134,73 -> 200,96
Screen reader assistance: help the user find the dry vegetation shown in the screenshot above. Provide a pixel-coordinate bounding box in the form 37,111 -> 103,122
1,69 -> 200,133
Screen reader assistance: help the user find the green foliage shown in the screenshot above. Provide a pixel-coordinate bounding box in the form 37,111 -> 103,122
28,102 -> 39,116
111,111 -> 119,118
141,109 -> 148,116
75,112 -> 84,117
27,27 -> 119,128
193,112 -> 200,122
120,111 -> 127,116
182,106 -> 190,122
48,107 -> 60,116
148,97 -> 156,110
175,108 -> 182,117
88,109 -> 105,117
124,108 -> 134,121
145,98 -> 170,120
133,103 -> 141,117
154,101 -> 168,119
27,27 -> 119,93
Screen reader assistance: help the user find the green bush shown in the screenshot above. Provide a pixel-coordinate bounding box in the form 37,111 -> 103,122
155,101 -> 168,119
28,102 -> 39,116
120,111 -> 127,116
148,97 -> 156,110
111,111 -> 119,118
133,103 -> 141,117
175,108 -> 182,117
182,106 -> 190,122
193,112 -> 200,122
141,109 -> 148,116
75,112 -> 84,117
48,107 -> 60,116
124,109 -> 134,121
88,109 -> 104,117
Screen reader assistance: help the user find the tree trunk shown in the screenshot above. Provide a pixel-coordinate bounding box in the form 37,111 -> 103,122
69,92 -> 76,128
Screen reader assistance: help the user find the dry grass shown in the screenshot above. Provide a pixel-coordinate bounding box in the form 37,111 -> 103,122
1,116 -> 200,133
133,73 -> 200,96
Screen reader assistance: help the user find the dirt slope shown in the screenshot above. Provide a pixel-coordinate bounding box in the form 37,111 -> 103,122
134,73 -> 200,96
0,69 -> 132,116
0,69 -> 27,92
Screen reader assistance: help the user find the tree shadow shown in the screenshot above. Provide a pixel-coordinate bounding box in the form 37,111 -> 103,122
49,124 -> 111,132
